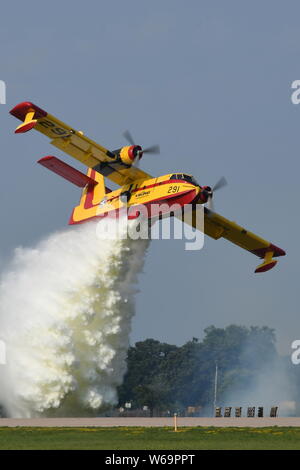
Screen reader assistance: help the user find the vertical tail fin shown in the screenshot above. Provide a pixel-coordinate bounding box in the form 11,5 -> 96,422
69,169 -> 109,225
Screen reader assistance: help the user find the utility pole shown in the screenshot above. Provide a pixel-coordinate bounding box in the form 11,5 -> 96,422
213,361 -> 218,417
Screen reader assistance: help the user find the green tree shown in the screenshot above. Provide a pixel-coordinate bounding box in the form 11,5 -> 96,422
118,325 -> 278,414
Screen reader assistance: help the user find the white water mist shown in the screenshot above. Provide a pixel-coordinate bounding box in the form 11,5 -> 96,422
0,218 -> 149,417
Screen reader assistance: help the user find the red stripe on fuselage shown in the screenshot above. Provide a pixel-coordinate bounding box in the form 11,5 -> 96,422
84,178 -> 199,209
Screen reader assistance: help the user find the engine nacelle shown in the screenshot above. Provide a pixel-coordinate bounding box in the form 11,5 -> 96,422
199,186 -> 212,203
119,145 -> 142,166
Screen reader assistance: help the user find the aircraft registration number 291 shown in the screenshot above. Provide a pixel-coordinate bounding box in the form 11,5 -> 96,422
168,185 -> 180,194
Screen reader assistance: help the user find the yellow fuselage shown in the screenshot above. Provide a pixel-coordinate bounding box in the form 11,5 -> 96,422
69,173 -> 201,224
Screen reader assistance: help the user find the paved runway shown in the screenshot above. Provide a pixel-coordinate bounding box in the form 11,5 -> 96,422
0,417 -> 300,427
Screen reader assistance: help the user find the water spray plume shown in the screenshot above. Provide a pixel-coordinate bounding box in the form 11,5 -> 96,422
0,218 -> 149,417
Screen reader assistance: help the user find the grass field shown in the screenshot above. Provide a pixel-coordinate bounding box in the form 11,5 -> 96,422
0,426 -> 300,450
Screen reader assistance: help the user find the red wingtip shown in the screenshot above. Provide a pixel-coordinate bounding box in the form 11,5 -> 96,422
255,260 -> 277,273
252,244 -> 286,258
15,120 -> 37,133
10,102 -> 47,121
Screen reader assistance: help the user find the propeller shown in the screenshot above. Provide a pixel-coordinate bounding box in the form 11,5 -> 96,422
142,144 -> 160,155
206,177 -> 228,212
212,176 -> 227,192
123,130 -> 135,146
122,130 -> 160,166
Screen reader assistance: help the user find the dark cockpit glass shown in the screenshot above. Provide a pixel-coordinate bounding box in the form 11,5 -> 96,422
170,174 -> 199,186
183,174 -> 199,185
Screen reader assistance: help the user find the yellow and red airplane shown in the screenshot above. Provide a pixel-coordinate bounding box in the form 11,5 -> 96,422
10,101 -> 286,273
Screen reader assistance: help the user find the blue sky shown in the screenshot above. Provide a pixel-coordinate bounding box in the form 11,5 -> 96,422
0,0 -> 298,353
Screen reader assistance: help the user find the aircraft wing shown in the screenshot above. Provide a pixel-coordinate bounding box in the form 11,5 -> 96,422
178,205 -> 286,273
10,101 -> 152,186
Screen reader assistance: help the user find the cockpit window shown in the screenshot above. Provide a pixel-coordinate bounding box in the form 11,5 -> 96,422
170,174 -> 198,185
184,175 -> 199,185
170,173 -> 185,180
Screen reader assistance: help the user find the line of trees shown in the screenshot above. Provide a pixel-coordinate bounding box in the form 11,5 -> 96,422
117,325 -> 279,415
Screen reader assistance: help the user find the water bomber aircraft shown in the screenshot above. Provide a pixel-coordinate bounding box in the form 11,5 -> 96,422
10,101 -> 286,273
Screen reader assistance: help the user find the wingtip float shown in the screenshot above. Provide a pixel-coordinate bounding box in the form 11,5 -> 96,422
10,101 -> 286,274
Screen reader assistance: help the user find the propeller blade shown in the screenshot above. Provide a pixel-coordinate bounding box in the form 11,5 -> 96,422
205,176 -> 227,216
213,176 -> 227,192
207,195 -> 214,212
131,152 -> 139,168
143,144 -> 160,155
123,130 -> 135,146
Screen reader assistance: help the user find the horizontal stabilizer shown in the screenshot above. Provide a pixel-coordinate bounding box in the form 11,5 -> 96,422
38,156 -> 98,188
